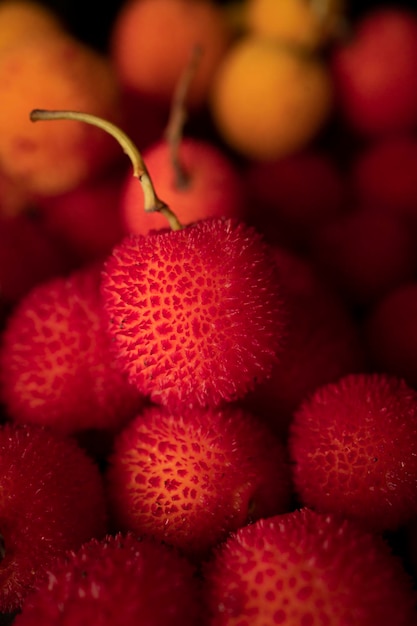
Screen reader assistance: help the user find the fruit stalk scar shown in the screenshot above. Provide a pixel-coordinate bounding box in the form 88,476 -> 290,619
29,108 -> 183,231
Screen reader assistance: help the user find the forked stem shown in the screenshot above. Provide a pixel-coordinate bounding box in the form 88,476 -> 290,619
29,109 -> 183,231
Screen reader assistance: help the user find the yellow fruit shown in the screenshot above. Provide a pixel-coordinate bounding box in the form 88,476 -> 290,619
0,0 -> 63,50
210,36 -> 333,161
245,0 -> 346,49
110,0 -> 232,108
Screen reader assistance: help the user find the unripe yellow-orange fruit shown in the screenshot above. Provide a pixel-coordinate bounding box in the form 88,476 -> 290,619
210,36 -> 333,161
110,0 -> 232,109
245,0 -> 346,49
0,33 -> 122,196
0,0 -> 63,50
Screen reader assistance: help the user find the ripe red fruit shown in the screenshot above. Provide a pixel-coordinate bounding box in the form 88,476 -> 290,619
0,423 -> 107,613
106,404 -> 292,557
203,508 -> 417,626
28,110 -> 285,408
0,211 -> 72,305
330,7 -> 417,136
0,263 -> 143,436
121,137 -> 246,236
35,168 -> 128,264
241,246 -> 364,438
102,216 -> 285,408
14,533 -> 201,626
350,134 -> 417,224
363,281 -> 417,389
244,149 -> 346,249
289,373 -> 417,531
308,206 -> 416,308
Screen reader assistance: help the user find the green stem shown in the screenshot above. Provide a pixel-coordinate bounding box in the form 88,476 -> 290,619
29,109 -> 183,231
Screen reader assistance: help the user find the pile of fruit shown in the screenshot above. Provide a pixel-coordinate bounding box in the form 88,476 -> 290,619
0,0 -> 417,624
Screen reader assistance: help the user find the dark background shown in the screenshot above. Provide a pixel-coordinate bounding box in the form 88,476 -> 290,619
35,0 -> 417,52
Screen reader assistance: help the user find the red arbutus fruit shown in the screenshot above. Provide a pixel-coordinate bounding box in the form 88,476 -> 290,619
121,137 -> 246,236
203,508 -> 417,626
30,109 -> 285,408
0,423 -> 107,613
0,263 -> 143,436
121,45 -> 246,236
0,211 -> 72,306
102,217 -> 284,407
363,281 -> 417,389
241,246 -> 364,439
14,533 -> 201,626
106,404 -> 292,558
289,373 -> 417,532
307,206 -> 416,309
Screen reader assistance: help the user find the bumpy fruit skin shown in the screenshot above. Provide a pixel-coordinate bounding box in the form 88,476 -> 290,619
101,217 -> 285,408
289,373 -> 417,531
106,405 -> 292,557
203,508 -> 417,626
14,533 -> 201,626
0,423 -> 107,613
0,264 -> 142,435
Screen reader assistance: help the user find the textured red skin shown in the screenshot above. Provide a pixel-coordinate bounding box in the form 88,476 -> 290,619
14,533 -> 200,626
241,247 -> 364,437
0,423 -> 107,613
364,282 -> 417,389
101,217 -> 285,408
203,508 -> 417,626
106,404 -> 292,557
121,138 -> 246,236
0,263 -> 143,434
289,373 -> 417,531
330,8 -> 417,136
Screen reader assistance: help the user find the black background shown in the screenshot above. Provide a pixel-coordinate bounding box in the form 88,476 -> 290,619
34,0 -> 417,52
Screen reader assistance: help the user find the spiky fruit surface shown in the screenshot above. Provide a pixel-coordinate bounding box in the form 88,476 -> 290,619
101,217 -> 285,408
289,373 -> 417,531
14,533 -> 201,626
106,404 -> 292,557
0,263 -> 142,435
0,423 -> 107,613
203,508 -> 417,626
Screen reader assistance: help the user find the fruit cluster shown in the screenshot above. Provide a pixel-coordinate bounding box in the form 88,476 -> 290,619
0,0 -> 417,624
